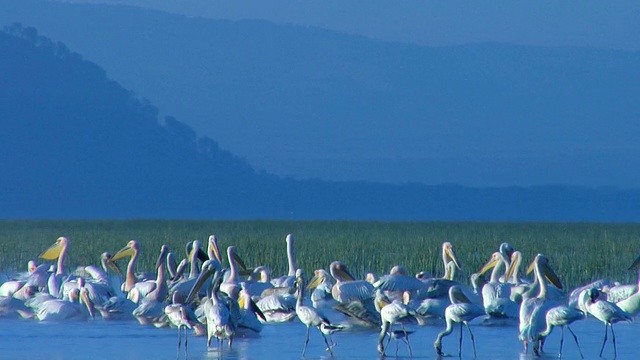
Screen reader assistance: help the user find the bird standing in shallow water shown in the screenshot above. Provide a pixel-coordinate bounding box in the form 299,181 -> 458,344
434,285 -> 485,358
582,287 -> 632,358
294,269 -> 343,357
540,305 -> 585,358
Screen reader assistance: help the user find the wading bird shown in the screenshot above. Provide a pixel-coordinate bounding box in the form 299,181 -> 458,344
582,287 -> 632,358
434,285 -> 485,358
540,305 -> 585,358
516,253 -> 564,356
187,259 -> 236,349
295,269 -> 343,357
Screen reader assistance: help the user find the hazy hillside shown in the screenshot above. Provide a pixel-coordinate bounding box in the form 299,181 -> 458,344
0,24 -> 263,218
3,24 -> 640,222
59,0 -> 640,51
2,0 -> 640,188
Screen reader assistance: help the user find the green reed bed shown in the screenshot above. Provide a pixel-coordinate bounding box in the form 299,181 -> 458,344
1,220 -> 639,291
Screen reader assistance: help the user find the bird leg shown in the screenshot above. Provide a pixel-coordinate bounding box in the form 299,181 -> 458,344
401,323 -> 413,357
378,321 -> 389,355
303,325 -> 311,356
599,323 -> 608,358
177,326 -> 182,360
465,322 -> 477,359
404,336 -> 413,357
184,326 -> 188,359
567,325 -> 583,359
319,328 -> 334,357
558,326 -> 564,358
611,324 -> 617,359
458,323 -> 463,358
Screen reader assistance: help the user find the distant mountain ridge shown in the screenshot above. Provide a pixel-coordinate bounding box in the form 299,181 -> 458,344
1,0 -> 639,188
2,24 -> 640,222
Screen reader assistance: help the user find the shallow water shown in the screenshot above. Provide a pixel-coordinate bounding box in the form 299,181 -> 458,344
1,307 -> 639,360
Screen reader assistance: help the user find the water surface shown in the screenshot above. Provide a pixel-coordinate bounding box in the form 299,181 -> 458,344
1,308 -> 638,360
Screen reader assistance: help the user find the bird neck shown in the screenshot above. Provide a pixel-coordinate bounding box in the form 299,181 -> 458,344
287,242 -> 297,277
56,245 -> 67,276
125,250 -> 138,292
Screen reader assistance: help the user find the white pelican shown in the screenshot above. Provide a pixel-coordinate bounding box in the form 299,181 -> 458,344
207,235 -> 222,263
324,261 -> 379,326
328,261 -> 375,304
376,290 -> 419,356
373,264 -> 428,301
169,240 -> 206,300
308,269 -> 335,309
0,262 -> 49,299
540,305 -> 585,358
441,242 -> 462,280
294,269 -> 341,357
186,259 -> 236,348
255,293 -> 297,323
582,287 -> 632,358
219,246 -> 246,297
517,254 -> 564,356
31,285 -> 95,321
0,291 -> 35,319
271,234 -> 298,288
132,245 -> 170,326
477,251 -> 519,321
507,251 -> 533,302
39,236 -> 71,298
434,285 -> 485,358
615,255 -> 640,317
235,285 -> 266,336
242,266 -> 274,299
111,240 -> 157,304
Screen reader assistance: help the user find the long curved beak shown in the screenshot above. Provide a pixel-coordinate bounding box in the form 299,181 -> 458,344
209,236 -> 222,263
505,256 -> 518,281
232,252 -> 247,270
112,245 -> 135,261
336,266 -> 356,281
526,259 -> 536,275
629,254 -> 640,270
107,259 -> 123,278
306,273 -> 324,291
79,288 -> 95,320
478,257 -> 499,275
186,265 -> 215,304
446,247 -> 462,270
39,242 -> 63,260
542,262 -> 563,290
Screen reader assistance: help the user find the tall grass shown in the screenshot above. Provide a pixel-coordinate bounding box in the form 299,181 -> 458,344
1,220 -> 639,291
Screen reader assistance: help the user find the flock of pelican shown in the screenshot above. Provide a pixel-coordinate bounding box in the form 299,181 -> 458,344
1,234 -> 640,358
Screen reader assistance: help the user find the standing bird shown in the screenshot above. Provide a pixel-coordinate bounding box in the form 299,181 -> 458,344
582,287 -> 632,358
516,253 -> 564,356
186,259 -> 236,349
434,285 -> 486,358
540,305 -> 585,358
164,292 -> 204,359
376,290 -> 418,357
294,269 -> 343,357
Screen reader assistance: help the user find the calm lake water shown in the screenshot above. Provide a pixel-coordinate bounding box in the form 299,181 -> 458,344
1,307 -> 638,360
